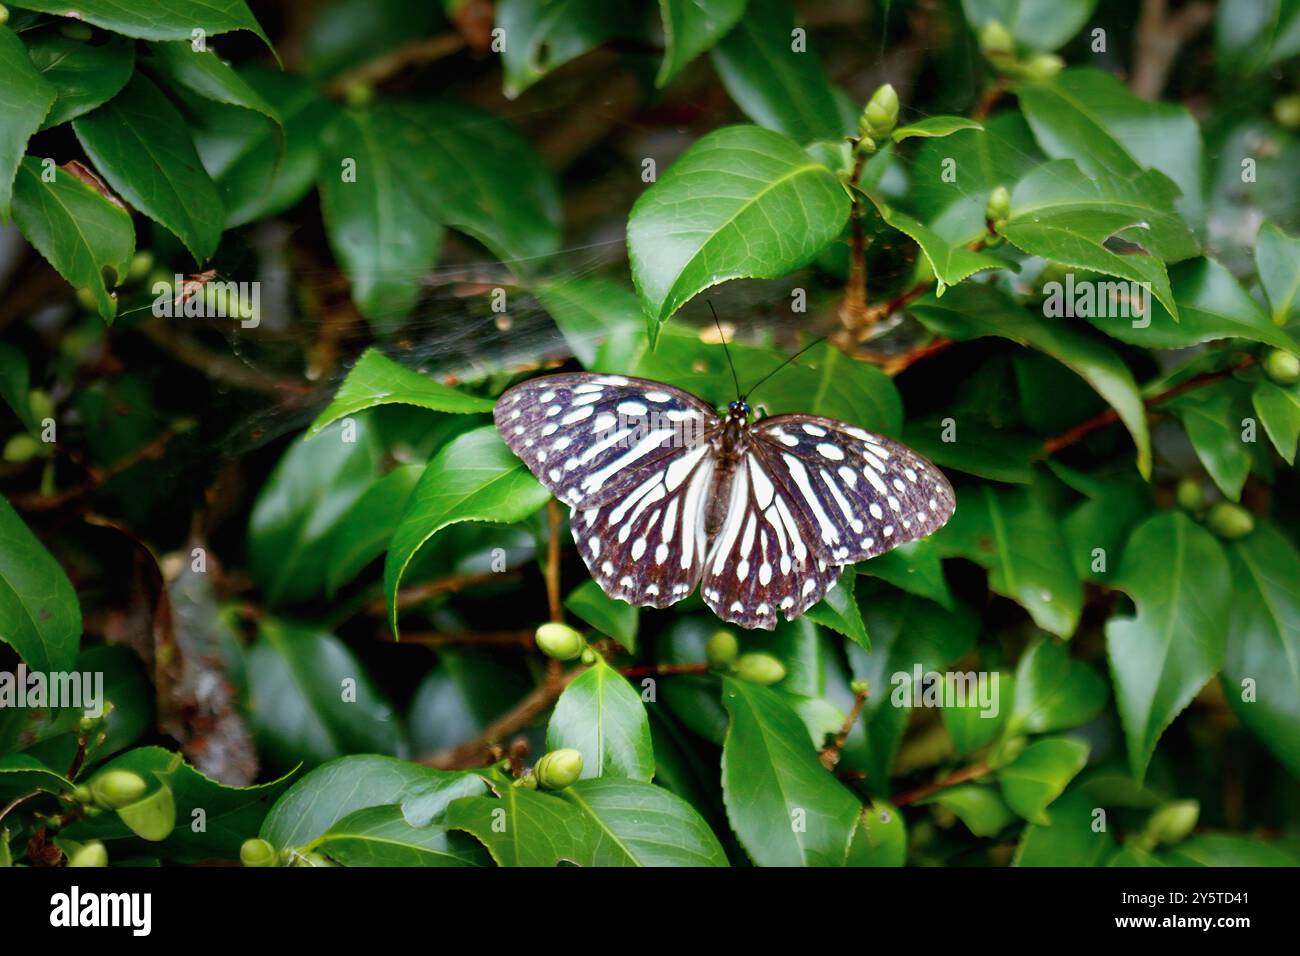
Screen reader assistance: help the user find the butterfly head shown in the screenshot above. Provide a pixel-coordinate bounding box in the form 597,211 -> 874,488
727,399 -> 750,422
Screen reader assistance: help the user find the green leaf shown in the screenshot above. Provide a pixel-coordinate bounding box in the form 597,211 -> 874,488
496,0 -> 641,98
0,494 -> 81,672
534,275 -> 644,368
443,787 -> 599,866
1013,787 -> 1113,866
961,0 -> 1097,52
846,800 -> 907,866
385,426 -> 551,636
1084,257 -> 1300,353
148,42 -> 281,126
940,672 -> 1010,756
1220,523 -> 1300,777
720,677 -> 862,866
1216,0 -> 1300,75
15,0 -> 274,50
557,778 -> 729,866
1255,221 -> 1300,325
861,539 -> 954,610
1163,834 -> 1297,867
891,116 -> 983,142
192,68 -> 335,228
927,784 -> 1016,837
709,0 -> 848,144
1166,381 -> 1253,501
564,580 -> 638,651
910,283 -> 1152,477
60,747 -> 293,862
73,74 -> 224,261
865,195 -> 1007,293
318,108 -> 444,324
805,565 -> 868,649
998,736 -> 1090,825
1253,381 -> 1300,465
25,30 -> 132,130
248,417 -> 382,606
311,805 -> 490,866
247,620 -> 403,771
935,485 -> 1083,638
310,349 -> 494,437
0,754 -> 72,802
324,462 -> 424,595
0,342 -> 33,431
261,755 -> 486,849
1016,67 -> 1205,226
1007,637 -> 1108,735
0,25 -> 56,220
546,658 -> 654,782
627,125 -> 850,341
902,418 -> 1040,485
1106,511 -> 1230,782
657,0 -> 745,87
11,156 -> 133,324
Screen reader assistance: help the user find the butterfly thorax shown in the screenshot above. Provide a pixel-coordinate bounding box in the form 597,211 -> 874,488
705,408 -> 751,536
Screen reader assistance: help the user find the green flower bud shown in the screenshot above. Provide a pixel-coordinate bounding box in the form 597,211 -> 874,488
978,20 -> 1014,57
859,83 -> 899,139
240,837 -> 279,867
59,20 -> 92,41
3,434 -> 41,463
68,841 -> 108,868
1020,53 -> 1064,81
1206,501 -> 1254,540
512,771 -> 538,789
1144,799 -> 1199,845
534,748 -> 583,790
28,389 -> 53,424
1263,348 -> 1300,385
535,622 -> 585,661
344,82 -> 375,108
580,647 -> 598,665
733,652 -> 786,686
74,287 -> 98,312
116,784 -> 176,842
1273,93 -> 1300,129
985,185 -> 1011,222
73,784 -> 93,804
849,679 -> 870,696
706,630 -> 739,668
90,769 -> 147,809
1175,477 -> 1205,512
0,6 -> 9,27
126,251 -> 154,283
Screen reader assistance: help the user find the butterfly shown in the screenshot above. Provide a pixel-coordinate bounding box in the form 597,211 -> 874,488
494,360 -> 955,630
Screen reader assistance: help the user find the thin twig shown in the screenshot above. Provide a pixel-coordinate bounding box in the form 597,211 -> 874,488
839,152 -> 871,333
386,629 -> 535,648
894,762 -> 992,806
820,684 -> 871,770
368,569 -> 517,617
618,661 -> 711,679
325,33 -> 466,95
546,500 -> 563,623
1130,0 -> 1213,100
10,422 -> 185,511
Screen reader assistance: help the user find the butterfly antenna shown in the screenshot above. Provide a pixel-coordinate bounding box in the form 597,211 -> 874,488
709,300 -> 742,401
744,335 -> 828,400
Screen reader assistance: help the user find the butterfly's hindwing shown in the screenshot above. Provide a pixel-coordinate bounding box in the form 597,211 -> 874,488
700,452 -> 842,630
570,442 -> 715,609
753,414 -> 956,564
494,373 -> 716,511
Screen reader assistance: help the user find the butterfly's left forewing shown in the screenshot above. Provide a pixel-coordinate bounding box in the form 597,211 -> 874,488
752,414 -> 956,565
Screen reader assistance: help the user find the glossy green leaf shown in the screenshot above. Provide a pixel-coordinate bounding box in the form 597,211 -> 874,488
247,620 -> 403,770
1253,381 -> 1300,465
324,463 -> 424,594
557,778 -> 729,866
0,342 -> 33,431
709,0 -> 847,144
961,0 -> 1097,52
1106,511 -> 1230,782
1221,523 -> 1300,777
385,426 -> 551,636
1008,637 -> 1107,735
148,42 -> 281,126
443,787 -> 599,866
73,74 -> 224,261
1016,67 -> 1204,225
248,417 -> 382,606
534,275 -> 643,368
860,539 -> 953,609
310,349 -> 494,437
1013,787 -> 1113,866
0,754 -> 72,801
547,658 -> 654,782
846,800 -> 907,866
805,566 -> 868,649
1163,834 -> 1297,867
564,580 -> 638,651
0,494 -> 81,672
0,25 -> 56,220
891,116 -> 983,142
496,0 -> 641,98
910,283 -> 1152,477
902,418 -> 1040,485
866,195 -> 1007,293
998,736 -> 1090,824
11,156 -> 134,323
1255,221 -> 1300,325
311,805 -> 490,866
15,0 -> 273,49
657,0 -> 745,87
927,784 -> 1016,837
940,672 -> 1010,756
1215,0 -> 1300,75
1166,381 -> 1253,501
628,125 -> 850,341
935,484 -> 1083,638
25,30 -> 132,130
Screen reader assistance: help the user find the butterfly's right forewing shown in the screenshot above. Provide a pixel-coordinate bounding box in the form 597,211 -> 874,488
494,373 -> 716,511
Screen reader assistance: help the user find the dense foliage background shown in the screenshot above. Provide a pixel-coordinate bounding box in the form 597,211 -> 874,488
1,0 -> 1298,868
